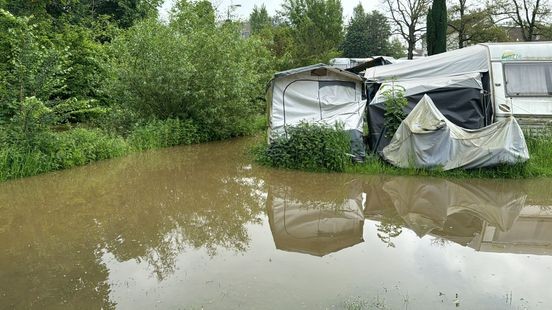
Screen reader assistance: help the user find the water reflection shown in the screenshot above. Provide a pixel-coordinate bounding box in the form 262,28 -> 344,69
1,137 -> 552,308
0,139 -> 266,308
266,175 -> 552,256
267,177 -> 364,256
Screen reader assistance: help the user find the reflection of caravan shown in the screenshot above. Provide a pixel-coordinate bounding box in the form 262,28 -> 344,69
365,42 -> 552,151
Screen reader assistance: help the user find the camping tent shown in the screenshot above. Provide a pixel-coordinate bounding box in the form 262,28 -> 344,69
267,64 -> 367,159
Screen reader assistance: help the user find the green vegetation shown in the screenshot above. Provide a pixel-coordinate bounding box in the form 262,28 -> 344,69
426,0 -> 447,55
0,0 -> 274,182
254,123 -> 350,172
254,122 -> 552,179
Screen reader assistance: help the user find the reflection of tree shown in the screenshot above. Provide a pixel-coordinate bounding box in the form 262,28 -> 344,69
375,208 -> 404,248
0,138 -> 266,307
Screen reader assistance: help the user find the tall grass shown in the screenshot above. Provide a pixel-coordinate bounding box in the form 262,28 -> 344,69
0,118 -> 214,182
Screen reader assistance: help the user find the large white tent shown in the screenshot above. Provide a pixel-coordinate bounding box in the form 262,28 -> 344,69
267,64 -> 367,159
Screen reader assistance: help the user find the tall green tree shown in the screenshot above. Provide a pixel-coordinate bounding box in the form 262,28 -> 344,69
427,0 -> 446,55
342,5 -> 392,58
281,0 -> 344,66
426,8 -> 434,54
249,4 -> 272,35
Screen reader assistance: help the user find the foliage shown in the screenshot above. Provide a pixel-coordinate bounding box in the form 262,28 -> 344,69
382,83 -> 407,139
491,0 -> 551,41
426,0 -> 447,55
0,10 -> 67,110
426,7 -> 434,55
2,0 -> 163,29
128,118 -> 200,151
388,37 -> 406,59
254,122 -> 350,172
448,2 -> 508,48
342,5 -> 392,58
281,0 -> 344,66
107,1 -> 271,140
0,128 -> 128,181
249,4 -> 272,35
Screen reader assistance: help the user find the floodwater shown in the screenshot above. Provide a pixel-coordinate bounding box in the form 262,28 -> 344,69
1,138 -> 552,309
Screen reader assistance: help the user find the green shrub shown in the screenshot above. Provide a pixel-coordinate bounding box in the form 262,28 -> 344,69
48,128 -> 129,168
255,123 -> 350,172
128,118 -> 200,151
106,2 -> 271,141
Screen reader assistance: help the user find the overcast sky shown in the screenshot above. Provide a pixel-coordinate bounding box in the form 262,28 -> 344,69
160,0 -> 381,22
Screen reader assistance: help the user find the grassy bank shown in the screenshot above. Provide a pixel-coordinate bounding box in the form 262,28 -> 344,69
0,116 -> 266,182
254,124 -> 552,179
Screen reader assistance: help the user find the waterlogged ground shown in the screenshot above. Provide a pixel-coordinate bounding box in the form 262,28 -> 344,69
1,137 -> 552,309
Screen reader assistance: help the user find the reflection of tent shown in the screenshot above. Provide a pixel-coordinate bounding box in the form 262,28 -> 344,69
382,95 -> 529,170
381,177 -> 527,244
267,192 -> 365,257
267,64 -> 367,159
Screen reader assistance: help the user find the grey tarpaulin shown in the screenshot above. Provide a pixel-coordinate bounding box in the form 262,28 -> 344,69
383,95 -> 529,170
367,73 -> 490,152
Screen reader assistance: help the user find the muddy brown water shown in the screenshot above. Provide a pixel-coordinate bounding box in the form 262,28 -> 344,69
1,137 -> 552,309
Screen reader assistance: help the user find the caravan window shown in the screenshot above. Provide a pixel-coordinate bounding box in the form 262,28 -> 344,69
504,62 -> 552,96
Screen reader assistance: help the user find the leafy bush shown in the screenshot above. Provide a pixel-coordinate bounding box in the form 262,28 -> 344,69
106,1 -> 271,140
255,123 -> 350,172
382,82 -> 407,138
128,118 -> 200,151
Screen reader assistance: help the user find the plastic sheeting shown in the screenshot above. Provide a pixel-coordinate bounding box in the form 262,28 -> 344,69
383,95 -> 529,170
364,45 -> 489,82
367,73 -> 489,152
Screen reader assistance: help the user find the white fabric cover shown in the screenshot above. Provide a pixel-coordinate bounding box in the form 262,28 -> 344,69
364,45 -> 489,82
269,66 -> 366,139
383,95 -> 529,170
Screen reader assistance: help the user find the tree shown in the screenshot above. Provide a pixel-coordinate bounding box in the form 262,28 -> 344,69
448,1 -> 508,48
384,0 -> 430,59
427,0 -> 447,55
249,4 -> 272,35
389,37 -> 407,58
492,0 -> 552,41
426,7 -> 435,54
281,0 -> 344,66
3,0 -> 163,29
342,5 -> 392,57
